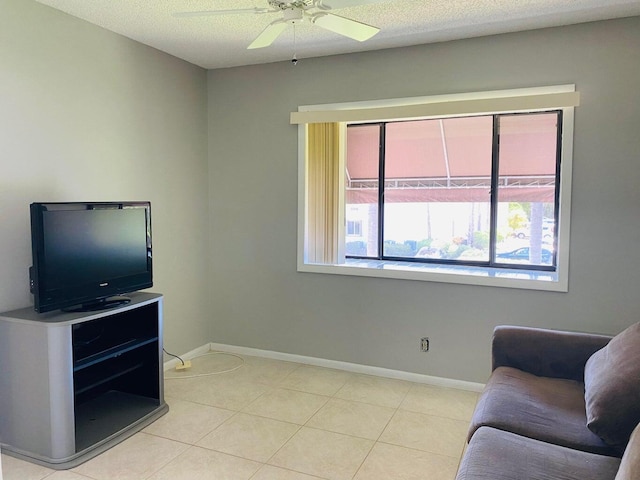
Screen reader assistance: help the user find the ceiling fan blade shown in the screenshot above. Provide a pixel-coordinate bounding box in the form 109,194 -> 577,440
247,21 -> 289,49
317,0 -> 389,9
312,13 -> 379,41
173,8 -> 269,18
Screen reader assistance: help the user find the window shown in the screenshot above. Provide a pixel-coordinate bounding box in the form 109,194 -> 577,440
346,219 -> 362,237
294,86 -> 578,291
345,112 -> 561,271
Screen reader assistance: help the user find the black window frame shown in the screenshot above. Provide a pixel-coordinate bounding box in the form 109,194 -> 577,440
345,110 -> 563,272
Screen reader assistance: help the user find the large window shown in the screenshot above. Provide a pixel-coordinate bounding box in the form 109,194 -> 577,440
294,86 -> 578,291
345,112 -> 561,270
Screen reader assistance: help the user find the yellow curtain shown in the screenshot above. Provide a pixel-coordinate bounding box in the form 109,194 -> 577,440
306,122 -> 341,264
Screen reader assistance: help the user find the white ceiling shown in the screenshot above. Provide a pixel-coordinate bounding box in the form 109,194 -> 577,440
34,0 -> 640,69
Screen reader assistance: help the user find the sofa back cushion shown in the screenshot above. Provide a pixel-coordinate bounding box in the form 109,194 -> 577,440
615,422 -> 640,480
584,322 -> 640,446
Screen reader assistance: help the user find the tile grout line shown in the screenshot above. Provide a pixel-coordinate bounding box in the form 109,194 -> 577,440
349,380 -> 416,478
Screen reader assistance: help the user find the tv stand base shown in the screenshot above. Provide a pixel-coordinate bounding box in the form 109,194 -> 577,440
1,402 -> 168,469
62,295 -> 132,313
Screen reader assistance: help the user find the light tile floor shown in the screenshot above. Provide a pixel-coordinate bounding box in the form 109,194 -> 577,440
1,353 -> 479,480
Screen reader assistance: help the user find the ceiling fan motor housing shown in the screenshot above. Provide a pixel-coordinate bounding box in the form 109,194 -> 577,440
268,0 -> 313,10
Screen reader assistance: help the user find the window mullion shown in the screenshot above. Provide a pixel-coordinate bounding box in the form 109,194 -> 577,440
378,123 -> 386,259
489,115 -> 501,266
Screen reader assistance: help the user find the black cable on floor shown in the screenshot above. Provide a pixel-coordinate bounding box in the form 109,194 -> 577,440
162,347 -> 185,365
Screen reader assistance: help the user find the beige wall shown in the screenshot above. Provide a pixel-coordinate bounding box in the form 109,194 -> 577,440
0,0 -> 210,356
208,17 -> 640,383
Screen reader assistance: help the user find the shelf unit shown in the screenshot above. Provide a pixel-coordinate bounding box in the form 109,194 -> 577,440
0,292 -> 168,469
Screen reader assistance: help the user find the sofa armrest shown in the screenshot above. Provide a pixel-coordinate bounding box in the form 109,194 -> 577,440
492,326 -> 612,381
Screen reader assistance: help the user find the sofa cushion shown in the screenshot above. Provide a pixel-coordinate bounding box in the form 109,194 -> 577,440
456,426 -> 621,480
492,325 -> 612,381
469,366 -> 622,456
584,322 -> 640,446
615,422 -> 640,480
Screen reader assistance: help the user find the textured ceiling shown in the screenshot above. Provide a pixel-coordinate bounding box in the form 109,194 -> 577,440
34,0 -> 640,69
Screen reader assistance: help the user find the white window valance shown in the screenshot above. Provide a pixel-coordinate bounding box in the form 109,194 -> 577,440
291,86 -> 579,125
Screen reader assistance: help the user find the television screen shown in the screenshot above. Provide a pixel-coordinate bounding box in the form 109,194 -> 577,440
30,202 -> 153,313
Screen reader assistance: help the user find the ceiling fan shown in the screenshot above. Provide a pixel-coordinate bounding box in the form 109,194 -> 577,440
174,0 -> 386,49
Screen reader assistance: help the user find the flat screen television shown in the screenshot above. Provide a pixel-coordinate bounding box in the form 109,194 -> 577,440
29,201 -> 153,313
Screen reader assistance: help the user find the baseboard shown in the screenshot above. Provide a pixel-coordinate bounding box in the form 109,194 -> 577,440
208,342 -> 485,392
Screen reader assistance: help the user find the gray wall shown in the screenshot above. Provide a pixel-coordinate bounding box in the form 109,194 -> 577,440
3,2 -> 637,384
208,17 -> 640,383
0,0 -> 210,356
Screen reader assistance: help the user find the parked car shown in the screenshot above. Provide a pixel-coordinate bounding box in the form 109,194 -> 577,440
496,247 -> 553,264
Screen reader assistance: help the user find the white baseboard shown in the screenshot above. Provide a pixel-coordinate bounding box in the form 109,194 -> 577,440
208,342 -> 485,392
163,342 -> 485,392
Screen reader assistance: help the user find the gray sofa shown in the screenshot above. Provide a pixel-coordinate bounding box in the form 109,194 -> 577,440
456,324 -> 640,480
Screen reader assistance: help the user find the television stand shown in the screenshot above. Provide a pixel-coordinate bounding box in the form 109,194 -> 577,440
0,292 -> 168,469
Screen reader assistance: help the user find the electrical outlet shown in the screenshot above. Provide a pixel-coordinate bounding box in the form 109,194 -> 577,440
420,337 -> 430,352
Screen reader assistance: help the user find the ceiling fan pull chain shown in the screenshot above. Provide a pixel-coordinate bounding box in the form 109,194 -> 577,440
292,24 -> 298,65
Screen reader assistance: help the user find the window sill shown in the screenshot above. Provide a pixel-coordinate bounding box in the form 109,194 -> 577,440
298,258 -> 567,292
